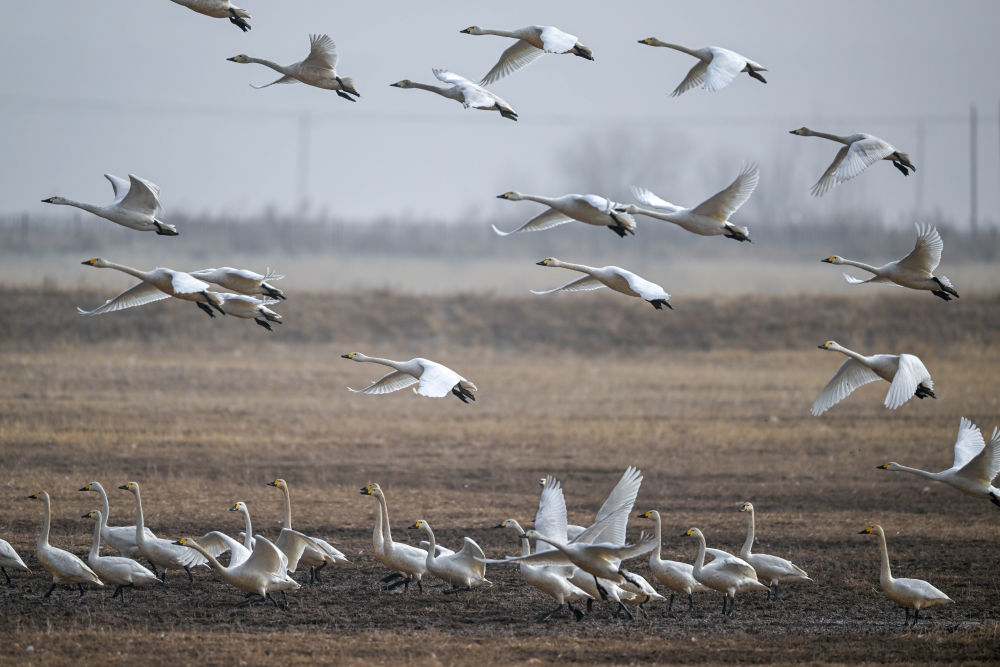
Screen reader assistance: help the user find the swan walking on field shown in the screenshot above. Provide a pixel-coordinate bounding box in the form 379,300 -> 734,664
228,34 -> 359,100
822,223 -> 959,300
493,192 -> 636,238
878,417 -> 1000,507
169,0 -> 251,32
790,127 -> 915,196
82,510 -> 160,602
637,510 -> 709,611
738,503 -> 811,600
684,527 -> 767,616
0,538 -> 29,585
391,69 -> 517,121
532,258 -> 672,310
408,520 -> 489,593
118,482 -> 208,583
341,353 -> 477,403
811,341 -> 935,416
42,173 -> 177,236
78,258 -> 225,318
79,481 -> 157,560
266,479 -> 348,583
637,38 -> 766,96
460,25 -> 593,84
28,492 -> 103,597
362,483 -> 437,593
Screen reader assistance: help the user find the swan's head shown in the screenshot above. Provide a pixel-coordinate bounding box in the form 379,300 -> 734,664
360,482 -> 382,496
81,257 -> 109,268
82,510 -> 100,520
408,520 -> 428,530
173,537 -> 195,547
390,79 -> 415,88
460,26 -> 484,35
497,191 -> 523,201
227,54 -> 251,64
637,37 -> 660,46
817,340 -> 837,351
876,463 -> 902,472
27,491 -> 44,500
495,519 -> 514,529
41,196 -> 69,205
341,352 -> 365,361
119,481 -> 138,493
739,501 -> 754,513
267,478 -> 287,490
229,502 -> 247,512
536,258 -> 557,267
520,529 -> 539,540
683,527 -> 703,538
821,256 -> 844,264
789,127 -> 812,136
79,481 -> 99,492
858,525 -> 883,536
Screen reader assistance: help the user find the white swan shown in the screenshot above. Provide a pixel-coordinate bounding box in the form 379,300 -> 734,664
193,523 -> 252,569
811,341 -> 935,416
27,491 -> 102,597
189,267 -> 286,300
532,258 -> 672,310
878,417 -> 1000,507
391,69 -> 517,121
42,173 -> 177,236
168,0 -> 251,32
229,502 -> 255,552
175,535 -> 300,607
118,482 -> 207,582
78,258 -> 225,318
341,353 -> 477,403
637,38 -> 766,96
79,481 -> 157,559
629,163 -> 758,242
684,527 -> 767,616
822,223 -> 959,300
216,294 -> 283,331
0,538 -> 29,584
493,192 -> 636,238
228,34 -> 358,100
459,25 -> 593,84
537,477 -> 585,540
790,127 -> 915,196
859,525 -> 953,625
408,519 -> 489,593
637,510 -> 709,611
361,483 -> 434,593
266,479 -> 349,583
82,510 -> 159,602
737,502 -> 811,600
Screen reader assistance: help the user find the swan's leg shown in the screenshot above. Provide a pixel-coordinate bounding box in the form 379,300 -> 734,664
228,7 -> 251,32
618,568 -> 642,591
932,277 -> 959,298
147,561 -> 158,576
688,593 -> 695,611
535,602 -> 564,622
891,161 -> 910,176
451,386 -> 470,403
990,493 -> 1000,508
593,575 -> 608,601
281,590 -> 289,609
196,302 -> 216,318
335,90 -> 357,102
112,584 -> 124,601
1,567 -> 9,585
43,583 -> 57,598
726,595 -> 736,616
567,600 -> 584,622
615,601 -> 635,621
443,586 -> 472,595
747,68 -> 767,84
417,579 -> 423,594
912,609 -> 920,626
607,224 -> 627,238
914,385 -> 936,400
772,584 -> 780,601
385,577 -> 410,591
204,293 -> 225,316
586,598 -> 594,613
263,285 -> 285,300
637,595 -> 650,619
311,561 -> 327,583
720,595 -> 728,615
265,593 -> 279,608
904,608 -> 910,626
78,583 -> 86,597
666,592 -> 674,612
184,566 -> 194,584
254,318 -> 273,331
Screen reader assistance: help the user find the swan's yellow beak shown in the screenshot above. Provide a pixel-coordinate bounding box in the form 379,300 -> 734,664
821,257 -> 835,263
638,38 -> 653,44
79,484 -> 91,491
82,258 -> 98,266
28,492 -> 40,499
341,353 -> 356,359
858,526 -> 873,534
876,464 -> 889,469
118,483 -> 132,490
174,538 -> 189,545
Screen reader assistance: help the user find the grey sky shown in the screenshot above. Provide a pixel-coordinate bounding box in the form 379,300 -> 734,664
2,1 -> 998,228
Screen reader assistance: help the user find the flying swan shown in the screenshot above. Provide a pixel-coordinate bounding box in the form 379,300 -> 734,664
493,192 -> 636,238
189,267 -> 285,300
637,39 -> 766,96
390,69 -> 517,121
532,258 -> 672,310
42,173 -> 177,236
341,353 -> 477,403
168,0 -> 251,32
228,34 -> 359,100
459,25 -> 593,85
789,127 -> 915,196
78,258 -> 225,318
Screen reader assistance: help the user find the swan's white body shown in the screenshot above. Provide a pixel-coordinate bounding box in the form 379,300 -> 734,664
811,341 -> 935,416
362,483 -> 436,591
638,510 -> 709,611
28,491 -> 103,593
790,127 -> 915,196
532,258 -> 672,310
638,39 -> 767,96
629,163 -> 757,242
118,482 -> 207,580
78,258 -> 225,317
685,527 -> 767,616
215,294 -> 283,331
859,525 -> 953,625
0,538 -> 29,583
169,0 -> 251,31
266,479 -> 348,580
190,267 -> 285,300
409,520 -> 489,591
79,481 -> 157,558
228,34 -> 358,99
738,503 -> 811,599
391,69 -> 517,121
83,510 -> 159,599
42,174 -> 176,236
879,417 -> 1000,506
460,25 -> 593,84
822,223 -> 959,300
493,192 -> 636,238
341,353 -> 477,402
176,535 -> 300,601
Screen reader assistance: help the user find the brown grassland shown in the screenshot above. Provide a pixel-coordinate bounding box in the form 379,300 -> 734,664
1,288 -> 999,664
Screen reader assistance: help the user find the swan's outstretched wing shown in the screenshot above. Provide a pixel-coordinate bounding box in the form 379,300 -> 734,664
246,534 -> 288,575
884,354 -> 932,410
950,417 -> 986,471
535,476 -> 569,548
585,533 -> 658,561
131,174 -> 162,199
275,528 -> 324,572
630,186 -> 684,213
492,208 -> 574,236
120,175 -> 161,215
703,48 -> 745,92
531,275 -> 606,295
810,146 -> 849,197
810,358 -> 882,416
617,269 -> 669,301
539,26 -> 578,53
302,34 -> 338,71
455,537 -> 487,577
813,137 -> 895,196
896,223 -> 943,273
690,164 -> 759,220
196,531 -> 248,561
251,75 -> 297,89
480,40 -> 544,85
191,267 -> 267,282
349,369 -> 419,395
77,282 -> 171,316
843,273 -> 895,285
433,69 -> 502,110
481,548 -> 571,567
104,174 -> 131,203
589,467 -> 642,546
671,60 -> 708,97
961,426 -> 1000,485
414,360 -> 467,398
169,270 -> 212,296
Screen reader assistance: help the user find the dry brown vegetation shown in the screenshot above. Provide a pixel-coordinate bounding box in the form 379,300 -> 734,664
1,289 -> 999,664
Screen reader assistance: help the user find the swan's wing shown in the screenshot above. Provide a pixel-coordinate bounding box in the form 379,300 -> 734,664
671,60 -> 709,97
884,354 -> 932,410
480,39 -> 544,85
589,466 -> 642,546
536,476 -> 569,548
77,282 -> 171,316
539,26 -> 578,53
896,223 -> 943,273
119,175 -> 161,215
833,137 -> 895,184
617,269 -> 669,301
349,369 -> 419,395
810,146 -> 850,197
414,360 -> 464,398
246,534 -> 287,574
455,537 -> 486,573
578,194 -> 612,213
690,163 -> 759,220
492,208 -> 573,236
302,34 -> 338,71
131,174 -> 162,199
572,503 -> 631,546
433,70 -> 497,110
810,358 -> 882,416
844,273 -> 896,285
961,427 -> 1000,484
531,275 -> 606,296
630,186 -> 684,213
104,174 -> 131,203
950,417 -> 986,471
481,550 -> 572,566
169,271 -> 212,296
250,75 -> 298,89
195,531 -> 241,559
703,48 -> 744,92
192,267 -> 265,282
433,68 -> 473,87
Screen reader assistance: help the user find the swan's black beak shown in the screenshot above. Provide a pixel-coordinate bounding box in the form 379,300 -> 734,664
857,529 -> 870,534
536,260 -> 547,266
118,484 -> 129,490
493,523 -> 505,529
41,197 -> 55,203
817,344 -> 827,349
518,533 -> 529,539
821,258 -> 833,263
876,464 -> 889,469
340,354 -> 352,359
226,56 -> 239,62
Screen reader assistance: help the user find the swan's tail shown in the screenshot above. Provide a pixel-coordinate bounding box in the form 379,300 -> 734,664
262,267 -> 285,281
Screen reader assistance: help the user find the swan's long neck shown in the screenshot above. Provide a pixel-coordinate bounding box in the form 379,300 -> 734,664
808,130 -> 850,144
741,509 -> 755,558
95,485 -> 110,531
100,261 -> 151,283
889,463 -> 939,481
53,198 -> 104,216
375,492 -> 393,545
37,493 -> 52,549
407,82 -> 454,98
691,531 -> 706,576
519,194 -> 559,207
239,507 -> 253,551
549,260 -> 595,275
830,343 -> 869,365
649,512 -> 663,566
421,524 -> 437,564
477,28 -> 521,39
245,57 -> 291,76
131,488 -> 147,546
533,532 -> 567,553
359,356 -> 406,372
187,541 -> 229,578
875,529 -> 893,584
839,258 -> 883,275
503,520 -> 528,556
652,42 -> 703,59
89,513 -> 103,561
281,485 -> 293,530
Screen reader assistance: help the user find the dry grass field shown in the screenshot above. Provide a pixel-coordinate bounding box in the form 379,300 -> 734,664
1,288 -> 999,664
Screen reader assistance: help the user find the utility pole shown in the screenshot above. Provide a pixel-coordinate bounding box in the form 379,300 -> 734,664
970,104 -> 978,235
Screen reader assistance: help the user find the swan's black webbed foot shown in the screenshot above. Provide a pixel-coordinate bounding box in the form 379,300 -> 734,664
185,566 -> 194,584
892,161 -> 910,176
649,299 -> 672,310
931,290 -> 952,301
615,601 -> 635,621
608,224 -> 628,238
536,602 -> 563,622
196,302 -> 216,318
228,8 -> 251,32
254,318 -> 273,331
914,385 -> 936,400
747,69 -> 767,83
568,601 -> 584,621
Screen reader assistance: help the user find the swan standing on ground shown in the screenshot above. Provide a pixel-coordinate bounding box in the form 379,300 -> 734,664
42,174 -> 177,236
341,353 -> 477,403
27,491 -> 102,597
737,502 -> 811,600
266,479 -> 349,583
822,223 -> 959,300
637,39 -> 766,96
189,267 -> 286,300
0,538 -> 29,585
532,258 -> 672,310
789,127 -> 915,196
168,0 -> 251,32
229,502 -> 255,553
811,341 -> 935,416
215,294 -> 283,331
118,482 -> 207,582
174,535 -> 299,607
79,481 -> 157,559
858,525 -> 953,625
361,483 -> 433,593
459,25 -> 593,84
82,510 -> 159,602
493,192 -> 636,238
390,69 -> 517,121
637,510 -> 709,611
684,527 -> 767,616
408,520 -> 489,593
878,417 -> 1000,507
228,34 -> 359,100
629,163 -> 758,242
78,258 -> 225,318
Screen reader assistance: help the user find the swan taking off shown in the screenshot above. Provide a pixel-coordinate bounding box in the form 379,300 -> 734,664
341,353 -> 477,403
637,39 -> 766,96
28,491 -> 103,597
789,127 -> 915,196
859,525 -> 953,626
533,258 -> 672,310
811,341 -> 935,416
630,163 -> 757,242
459,25 -> 593,85
228,34 -> 359,100
822,223 -> 959,300
42,173 -> 177,236
169,0 -> 251,32
737,502 -> 811,601
878,417 -> 1000,507
174,535 -> 299,607
78,258 -> 225,318
390,69 -> 517,121
493,192 -> 636,238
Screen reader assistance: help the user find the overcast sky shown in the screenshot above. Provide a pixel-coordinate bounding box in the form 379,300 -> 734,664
2,1 -> 999,229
